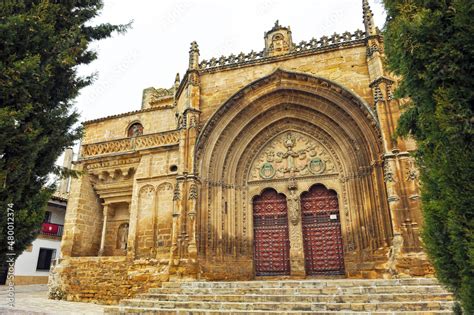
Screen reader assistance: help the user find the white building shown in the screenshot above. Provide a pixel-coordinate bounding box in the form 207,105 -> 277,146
13,196 -> 67,284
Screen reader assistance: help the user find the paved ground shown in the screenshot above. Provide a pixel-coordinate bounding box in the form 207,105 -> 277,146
0,285 -> 105,314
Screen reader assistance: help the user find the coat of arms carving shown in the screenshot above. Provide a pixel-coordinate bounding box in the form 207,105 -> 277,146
251,131 -> 336,181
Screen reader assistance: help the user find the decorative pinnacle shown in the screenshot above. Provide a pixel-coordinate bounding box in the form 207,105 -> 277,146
189,41 -> 200,70
265,19 -> 289,36
190,41 -> 199,54
173,73 -> 180,97
362,0 -> 376,36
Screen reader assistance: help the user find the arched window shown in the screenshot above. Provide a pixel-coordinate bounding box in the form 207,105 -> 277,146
127,123 -> 143,137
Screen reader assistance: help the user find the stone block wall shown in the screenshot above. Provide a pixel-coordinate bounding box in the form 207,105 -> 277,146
133,181 -> 174,259
82,108 -> 177,145
62,165 -> 103,257
198,46 -> 373,123
49,257 -> 170,304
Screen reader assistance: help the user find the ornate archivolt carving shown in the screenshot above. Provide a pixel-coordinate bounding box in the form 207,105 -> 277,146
250,131 -> 337,181
195,71 -> 389,258
195,69 -> 381,166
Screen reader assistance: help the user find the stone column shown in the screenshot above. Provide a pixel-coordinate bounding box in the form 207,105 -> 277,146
58,147 -> 73,195
287,180 -> 305,276
98,204 -> 109,256
170,182 -> 181,263
187,181 -> 198,258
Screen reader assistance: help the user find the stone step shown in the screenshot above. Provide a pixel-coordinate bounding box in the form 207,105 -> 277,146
160,278 -> 440,289
107,278 -> 454,314
105,306 -> 454,315
112,300 -> 455,312
137,292 -> 453,304
149,285 -> 448,295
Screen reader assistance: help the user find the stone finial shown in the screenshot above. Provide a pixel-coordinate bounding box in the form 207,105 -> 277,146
189,41 -> 200,70
174,72 -> 181,90
363,0 -> 376,36
173,73 -> 180,102
175,73 -> 180,85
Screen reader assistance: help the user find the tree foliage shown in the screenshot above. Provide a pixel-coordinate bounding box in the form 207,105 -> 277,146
382,0 -> 473,312
0,1 -> 128,267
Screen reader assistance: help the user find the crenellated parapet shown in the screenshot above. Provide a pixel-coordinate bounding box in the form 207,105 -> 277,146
198,29 -> 366,72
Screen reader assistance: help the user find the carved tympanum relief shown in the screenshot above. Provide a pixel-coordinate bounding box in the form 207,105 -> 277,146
250,131 -> 336,181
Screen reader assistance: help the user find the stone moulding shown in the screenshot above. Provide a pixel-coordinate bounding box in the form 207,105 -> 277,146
198,29 -> 366,73
81,130 -> 180,158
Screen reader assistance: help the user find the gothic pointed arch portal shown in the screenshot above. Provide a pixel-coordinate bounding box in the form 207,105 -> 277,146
301,184 -> 345,275
253,188 -> 290,276
195,69 -> 393,279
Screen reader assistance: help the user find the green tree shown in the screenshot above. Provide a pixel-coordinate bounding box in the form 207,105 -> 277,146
0,0 -> 128,275
382,0 -> 473,312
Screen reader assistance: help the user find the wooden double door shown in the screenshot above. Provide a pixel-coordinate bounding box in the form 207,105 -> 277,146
253,185 -> 345,276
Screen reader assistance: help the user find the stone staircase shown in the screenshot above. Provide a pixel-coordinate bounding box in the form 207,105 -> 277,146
104,278 -> 454,314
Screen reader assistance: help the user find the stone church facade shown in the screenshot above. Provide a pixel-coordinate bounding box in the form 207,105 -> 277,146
50,2 -> 433,303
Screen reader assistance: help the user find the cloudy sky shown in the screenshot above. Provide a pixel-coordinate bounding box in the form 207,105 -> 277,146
74,0 -> 386,122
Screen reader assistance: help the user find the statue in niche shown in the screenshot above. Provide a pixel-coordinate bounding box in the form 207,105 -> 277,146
117,223 -> 129,250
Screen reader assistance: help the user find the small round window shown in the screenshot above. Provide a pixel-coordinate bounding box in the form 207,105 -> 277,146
170,165 -> 178,172
127,123 -> 143,137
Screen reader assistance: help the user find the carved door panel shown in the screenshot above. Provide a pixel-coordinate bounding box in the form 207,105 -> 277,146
301,185 -> 345,275
253,189 -> 290,276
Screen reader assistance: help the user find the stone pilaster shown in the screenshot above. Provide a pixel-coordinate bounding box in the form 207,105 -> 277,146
363,1 -> 427,275
169,41 -> 202,278
187,180 -> 199,258
170,181 -> 182,264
